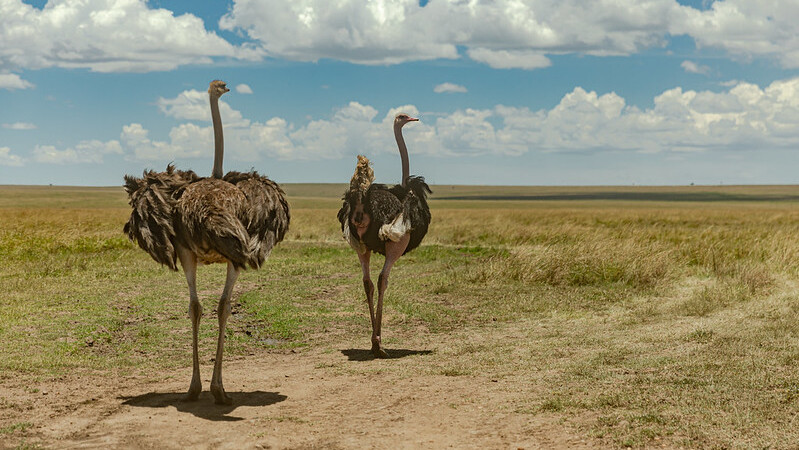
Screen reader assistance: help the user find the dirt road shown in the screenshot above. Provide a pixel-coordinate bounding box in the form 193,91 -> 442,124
1,329 -> 596,449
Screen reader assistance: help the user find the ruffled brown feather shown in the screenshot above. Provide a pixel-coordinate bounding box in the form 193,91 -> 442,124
223,170 -> 290,267
123,164 -> 199,271
124,166 -> 289,271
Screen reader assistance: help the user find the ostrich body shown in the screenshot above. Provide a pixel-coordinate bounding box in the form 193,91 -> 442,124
337,114 -> 431,358
123,81 -> 289,404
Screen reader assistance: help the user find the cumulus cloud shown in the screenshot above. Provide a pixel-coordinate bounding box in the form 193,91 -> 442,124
33,140 -> 122,164
220,0 -> 679,69
487,78 -> 799,154
121,122 -> 209,161
2,122 -> 36,130
218,0 -> 799,70
681,60 -> 710,75
236,84 -> 253,94
672,0 -> 799,68
0,147 -> 24,166
0,73 -> 34,90
434,82 -> 467,94
219,0 -> 458,65
1,0 -> 797,74
0,0 -> 261,73
68,77 -> 799,165
123,100 -> 390,162
467,49 -> 551,70
156,90 -> 249,127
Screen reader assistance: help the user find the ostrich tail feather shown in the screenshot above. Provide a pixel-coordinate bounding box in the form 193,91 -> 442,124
404,175 -> 432,201
123,166 -> 197,270
350,155 -> 374,193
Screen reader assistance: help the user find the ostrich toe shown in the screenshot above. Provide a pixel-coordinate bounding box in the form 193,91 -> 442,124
211,384 -> 233,405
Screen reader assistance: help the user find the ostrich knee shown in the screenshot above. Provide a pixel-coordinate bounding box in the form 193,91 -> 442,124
217,298 -> 231,324
189,299 -> 202,321
363,279 -> 375,300
378,270 -> 389,293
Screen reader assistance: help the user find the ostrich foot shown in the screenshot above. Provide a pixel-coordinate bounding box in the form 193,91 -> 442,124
210,384 -> 233,405
371,339 -> 389,359
183,378 -> 203,402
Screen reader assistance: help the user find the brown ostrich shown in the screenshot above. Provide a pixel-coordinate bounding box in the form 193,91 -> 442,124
337,113 -> 431,358
123,80 -> 289,404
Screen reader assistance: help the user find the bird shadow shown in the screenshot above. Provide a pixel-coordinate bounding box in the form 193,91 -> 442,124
119,390 -> 287,422
340,348 -> 433,361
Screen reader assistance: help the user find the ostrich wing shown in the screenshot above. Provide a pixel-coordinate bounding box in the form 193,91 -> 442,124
401,176 -> 432,230
365,184 -> 404,225
224,171 -> 290,268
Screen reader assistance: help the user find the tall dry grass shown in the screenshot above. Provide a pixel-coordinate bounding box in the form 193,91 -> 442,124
3,186 -> 799,448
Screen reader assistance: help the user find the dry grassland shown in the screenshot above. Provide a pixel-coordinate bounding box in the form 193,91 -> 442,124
1,184 -> 798,448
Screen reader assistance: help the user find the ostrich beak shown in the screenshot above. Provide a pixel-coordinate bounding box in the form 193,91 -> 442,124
408,117 -> 419,122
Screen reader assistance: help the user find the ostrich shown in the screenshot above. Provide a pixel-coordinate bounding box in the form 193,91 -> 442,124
337,113 -> 431,358
123,80 -> 289,404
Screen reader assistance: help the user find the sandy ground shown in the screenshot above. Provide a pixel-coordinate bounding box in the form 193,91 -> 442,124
1,331 -> 597,450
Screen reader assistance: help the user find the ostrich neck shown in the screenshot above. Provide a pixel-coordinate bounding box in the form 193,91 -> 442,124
210,96 -> 224,179
394,124 -> 410,188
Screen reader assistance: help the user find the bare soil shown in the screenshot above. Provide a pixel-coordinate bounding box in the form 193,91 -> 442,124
1,329 -> 596,450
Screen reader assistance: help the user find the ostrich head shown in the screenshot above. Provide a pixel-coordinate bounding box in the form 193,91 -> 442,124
208,80 -> 230,99
394,113 -> 419,128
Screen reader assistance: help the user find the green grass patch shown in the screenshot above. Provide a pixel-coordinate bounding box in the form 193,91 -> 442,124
3,184 -> 799,448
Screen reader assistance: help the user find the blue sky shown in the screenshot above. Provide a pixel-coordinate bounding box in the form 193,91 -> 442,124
1,0 -> 798,186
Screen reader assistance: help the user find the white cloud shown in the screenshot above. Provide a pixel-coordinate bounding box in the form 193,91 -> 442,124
719,80 -> 741,87
672,1 -> 799,68
218,0 -> 799,70
2,122 -> 36,130
120,123 -> 205,161
0,0 -> 795,76
236,84 -> 253,94
681,60 -> 710,75
220,0 -> 677,69
467,49 -> 551,70
33,140 -> 122,164
0,147 -> 24,166
124,101 -> 386,162
434,82 -> 467,94
156,89 -> 248,127
0,0 -> 261,73
0,0 -> 796,75
0,73 -> 34,90
220,0 -> 458,65
77,76 -> 799,165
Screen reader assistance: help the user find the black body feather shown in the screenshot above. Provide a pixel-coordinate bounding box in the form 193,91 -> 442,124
338,176 -> 431,256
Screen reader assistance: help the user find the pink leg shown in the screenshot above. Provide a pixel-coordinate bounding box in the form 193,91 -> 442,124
374,233 -> 410,358
357,250 -> 377,350
177,245 -> 202,401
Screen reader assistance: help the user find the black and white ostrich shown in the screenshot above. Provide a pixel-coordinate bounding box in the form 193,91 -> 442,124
337,113 -> 432,358
123,80 -> 289,404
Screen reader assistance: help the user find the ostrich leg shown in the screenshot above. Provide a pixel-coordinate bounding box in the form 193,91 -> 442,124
210,262 -> 240,405
357,250 -> 377,348
374,233 -> 410,358
177,245 -> 202,401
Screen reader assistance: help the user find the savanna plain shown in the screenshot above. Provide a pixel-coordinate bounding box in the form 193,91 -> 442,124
1,184 -> 798,449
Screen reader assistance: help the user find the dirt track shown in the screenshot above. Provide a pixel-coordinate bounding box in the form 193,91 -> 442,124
1,328 -> 597,449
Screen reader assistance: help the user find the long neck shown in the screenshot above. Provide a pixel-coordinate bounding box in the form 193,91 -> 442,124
394,123 -> 409,188
210,95 -> 224,179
